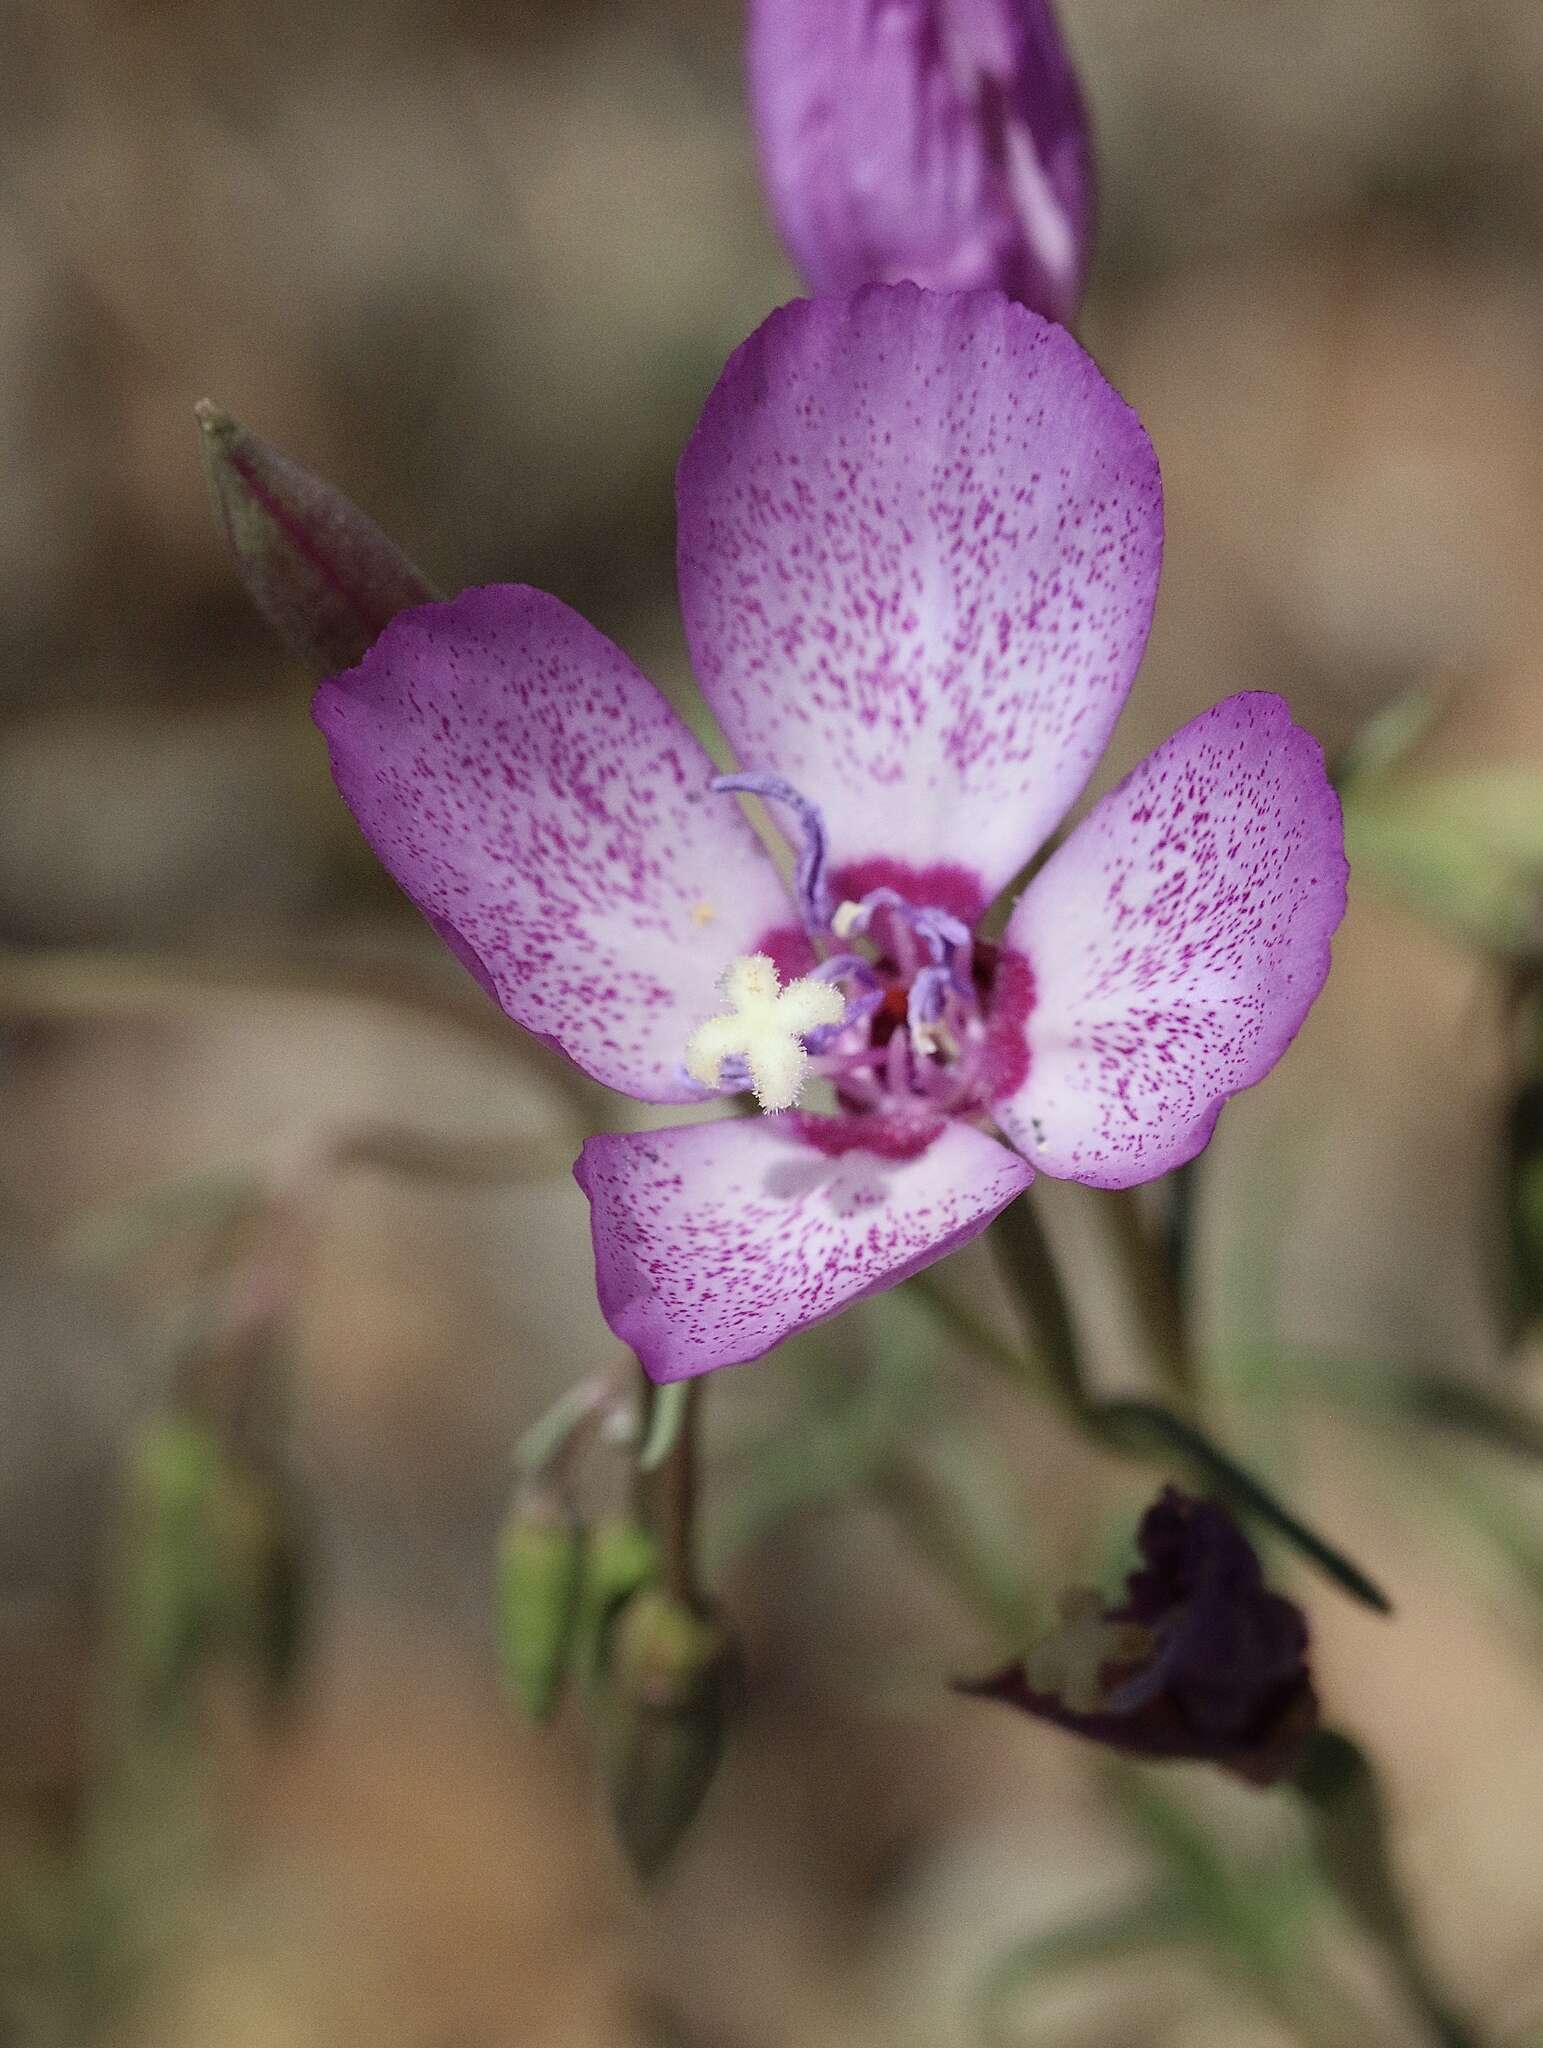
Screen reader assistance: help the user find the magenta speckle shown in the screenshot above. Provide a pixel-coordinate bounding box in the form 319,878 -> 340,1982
314,585 -> 794,1105
576,1116 -> 1031,1381
996,693 -> 1347,1187
311,287 -> 1346,1381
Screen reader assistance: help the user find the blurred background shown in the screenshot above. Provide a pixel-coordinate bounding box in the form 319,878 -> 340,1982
2,1 -> 1543,2042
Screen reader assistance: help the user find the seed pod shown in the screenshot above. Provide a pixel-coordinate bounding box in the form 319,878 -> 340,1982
113,1415 -> 228,1717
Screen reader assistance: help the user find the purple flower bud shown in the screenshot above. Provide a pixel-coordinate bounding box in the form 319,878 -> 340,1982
961,1489 -> 1318,1787
196,402 -> 437,676
747,0 -> 1096,326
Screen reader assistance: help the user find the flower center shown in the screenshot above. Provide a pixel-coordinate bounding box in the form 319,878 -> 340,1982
811,888 -> 994,1121
689,774 -> 1034,1124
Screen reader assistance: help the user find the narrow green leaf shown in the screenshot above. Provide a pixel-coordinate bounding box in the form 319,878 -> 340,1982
1293,1731 -> 1484,2048
1100,1400 -> 1392,1614
978,1895 -> 1197,2046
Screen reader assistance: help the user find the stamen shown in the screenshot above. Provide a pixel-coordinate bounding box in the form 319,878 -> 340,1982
914,906 -> 972,963
684,952 -> 845,1113
831,890 -> 966,972
808,951 -> 874,986
907,965 -> 952,1053
712,773 -> 832,929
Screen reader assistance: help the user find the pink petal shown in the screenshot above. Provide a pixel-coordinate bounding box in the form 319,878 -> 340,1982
314,584 -> 794,1103
748,0 -> 1095,326
993,693 -> 1347,1188
676,285 -> 1162,915
574,1113 -> 1033,1381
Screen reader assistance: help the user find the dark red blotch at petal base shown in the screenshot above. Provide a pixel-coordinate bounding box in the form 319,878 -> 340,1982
752,923 -> 819,986
959,1488 -> 1319,1788
975,944 -> 1035,1104
830,859 -> 990,927
789,1110 -> 945,1162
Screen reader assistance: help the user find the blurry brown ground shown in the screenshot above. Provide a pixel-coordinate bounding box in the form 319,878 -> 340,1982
2,2 -> 1543,2043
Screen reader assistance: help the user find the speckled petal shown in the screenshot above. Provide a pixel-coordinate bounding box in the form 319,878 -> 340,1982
676,285 -> 1162,915
313,584 -> 794,1103
993,693 -> 1346,1187
574,1113 -> 1033,1381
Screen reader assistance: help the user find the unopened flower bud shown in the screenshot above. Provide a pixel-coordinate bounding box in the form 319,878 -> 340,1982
574,1514 -> 661,1694
748,0 -> 1095,325
115,1416 -> 226,1714
961,1488 -> 1318,1787
196,401 -> 436,675
595,1588 -> 741,1881
114,1414 -> 310,1721
496,1484 -> 586,1724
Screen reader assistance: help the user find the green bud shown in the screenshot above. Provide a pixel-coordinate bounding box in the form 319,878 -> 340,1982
495,1487 -> 585,1724
195,401 -> 437,675
115,1415 -> 227,1713
113,1415 -> 311,1722
574,1514 -> 661,1695
595,1588 -> 741,1882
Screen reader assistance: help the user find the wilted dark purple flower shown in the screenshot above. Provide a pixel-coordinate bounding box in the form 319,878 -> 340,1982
748,0 -> 1096,326
963,1489 -> 1319,1786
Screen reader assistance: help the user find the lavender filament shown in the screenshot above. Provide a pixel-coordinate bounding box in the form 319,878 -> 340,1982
712,772 -> 833,928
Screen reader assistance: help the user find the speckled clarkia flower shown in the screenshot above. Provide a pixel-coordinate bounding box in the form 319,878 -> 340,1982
313,285 -> 1345,1383
961,1488 -> 1319,1787
749,0 -> 1096,327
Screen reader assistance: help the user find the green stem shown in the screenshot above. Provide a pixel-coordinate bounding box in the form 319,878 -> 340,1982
514,1377 -> 609,1481
1293,1731 -> 1484,2048
639,1380 -> 692,1472
1103,1188 -> 1196,1406
904,1268 -> 1027,1383
987,1195 -> 1391,1615
640,1375 -> 703,1611
985,1188 -> 1085,1414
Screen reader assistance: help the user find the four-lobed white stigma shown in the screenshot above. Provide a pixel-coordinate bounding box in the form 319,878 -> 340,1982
685,953 -> 845,1113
